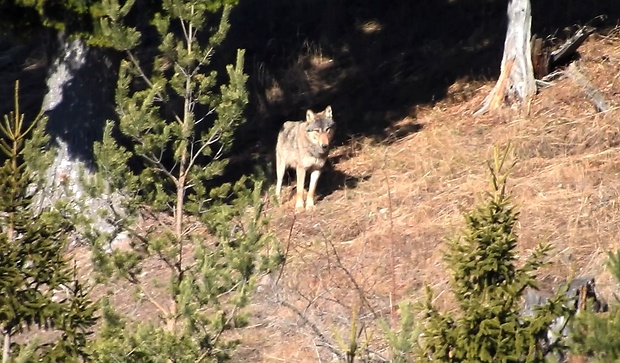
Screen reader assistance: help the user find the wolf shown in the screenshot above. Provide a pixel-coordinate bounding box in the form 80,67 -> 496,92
275,106 -> 335,211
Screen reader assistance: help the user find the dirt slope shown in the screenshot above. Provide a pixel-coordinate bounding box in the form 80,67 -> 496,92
237,29 -> 620,362
5,22 -> 619,363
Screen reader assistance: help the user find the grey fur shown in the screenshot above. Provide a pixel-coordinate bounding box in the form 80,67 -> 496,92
275,106 -> 335,211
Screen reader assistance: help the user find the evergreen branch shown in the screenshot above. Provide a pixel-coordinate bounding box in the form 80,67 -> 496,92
19,112 -> 44,144
187,128 -> 224,170
194,107 -> 215,126
141,208 -> 176,238
198,47 -> 215,69
179,15 -> 190,52
125,50 -> 183,125
188,46 -> 215,80
181,223 -> 200,239
173,60 -> 191,80
607,250 -> 620,283
139,153 -> 179,185
125,50 -> 156,92
0,115 -> 14,140
155,248 -> 177,273
0,141 -> 11,156
212,143 -> 225,161
206,301 -> 240,360
139,287 -> 170,321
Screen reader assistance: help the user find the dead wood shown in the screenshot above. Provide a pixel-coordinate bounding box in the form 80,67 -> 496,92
550,26 -> 596,68
531,26 -> 595,80
566,62 -> 611,112
476,0 -> 536,116
531,36 -> 551,79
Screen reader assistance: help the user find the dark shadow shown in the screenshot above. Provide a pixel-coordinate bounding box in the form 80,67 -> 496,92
0,32 -> 51,131
0,31 -> 121,168
275,165 -> 370,203
380,122 -> 425,144
2,0 -> 619,189
43,41 -> 120,167
316,167 -> 371,201
225,0 -> 620,159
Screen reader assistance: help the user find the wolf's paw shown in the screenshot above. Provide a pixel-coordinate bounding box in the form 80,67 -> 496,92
295,200 -> 305,211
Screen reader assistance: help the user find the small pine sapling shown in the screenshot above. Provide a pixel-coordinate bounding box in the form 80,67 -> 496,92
415,146 -> 571,362
85,1 -> 281,361
0,82 -> 97,363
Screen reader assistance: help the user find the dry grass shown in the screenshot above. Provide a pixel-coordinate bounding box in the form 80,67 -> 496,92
241,31 -> 620,362
5,24 -> 620,363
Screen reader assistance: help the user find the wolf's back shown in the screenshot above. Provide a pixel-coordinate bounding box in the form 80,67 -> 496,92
276,121 -> 303,159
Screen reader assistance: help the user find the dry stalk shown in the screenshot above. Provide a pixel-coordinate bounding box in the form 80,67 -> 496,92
380,147 -> 397,326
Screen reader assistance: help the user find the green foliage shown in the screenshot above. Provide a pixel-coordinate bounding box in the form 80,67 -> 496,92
569,251 -> 620,361
331,305 -> 372,363
0,82 -> 97,362
0,0 -> 97,36
84,0 -> 281,361
570,306 -> 620,361
379,302 -> 422,363
415,146 -> 571,362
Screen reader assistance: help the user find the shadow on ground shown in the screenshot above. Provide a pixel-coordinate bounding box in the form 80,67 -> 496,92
226,0 -> 620,152
316,167 -> 371,202
1,0 -> 618,188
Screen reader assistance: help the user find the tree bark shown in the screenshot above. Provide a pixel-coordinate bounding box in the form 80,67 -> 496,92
475,0 -> 536,115
40,32 -> 122,241
2,331 -> 9,363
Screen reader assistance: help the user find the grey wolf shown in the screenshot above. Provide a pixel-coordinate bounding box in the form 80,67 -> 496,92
275,106 -> 335,211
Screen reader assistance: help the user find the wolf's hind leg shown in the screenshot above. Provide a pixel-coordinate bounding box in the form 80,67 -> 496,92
275,156 -> 285,201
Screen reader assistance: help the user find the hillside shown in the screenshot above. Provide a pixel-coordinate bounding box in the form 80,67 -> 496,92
2,1 -> 620,361
235,28 -> 620,361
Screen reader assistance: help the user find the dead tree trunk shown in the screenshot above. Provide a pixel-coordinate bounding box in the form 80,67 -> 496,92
475,0 -> 536,115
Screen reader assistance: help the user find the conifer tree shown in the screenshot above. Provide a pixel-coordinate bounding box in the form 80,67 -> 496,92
0,82 -> 97,362
85,0 -> 279,361
569,251 -> 620,360
415,147 -> 571,362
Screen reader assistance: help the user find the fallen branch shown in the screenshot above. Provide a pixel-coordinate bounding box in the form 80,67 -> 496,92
531,26 -> 595,80
550,26 -> 595,67
566,62 -> 611,112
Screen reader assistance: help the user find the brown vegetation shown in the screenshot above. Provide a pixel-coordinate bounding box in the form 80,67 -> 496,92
2,2 -> 620,361
237,28 -> 620,361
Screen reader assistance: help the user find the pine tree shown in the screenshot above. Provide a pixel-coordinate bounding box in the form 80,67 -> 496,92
415,146 -> 571,362
569,251 -> 620,361
0,82 -> 97,362
85,1 -> 280,361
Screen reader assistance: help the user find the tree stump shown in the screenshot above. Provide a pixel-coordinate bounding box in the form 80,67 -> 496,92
475,0 -> 536,115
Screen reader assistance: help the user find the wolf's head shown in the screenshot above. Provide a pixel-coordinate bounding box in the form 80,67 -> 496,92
305,106 -> 335,152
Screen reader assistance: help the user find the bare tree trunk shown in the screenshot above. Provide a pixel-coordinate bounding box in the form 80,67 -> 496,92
3,331 -> 9,363
475,0 -> 536,115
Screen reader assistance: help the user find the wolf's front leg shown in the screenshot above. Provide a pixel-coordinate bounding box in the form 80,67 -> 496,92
295,166 -> 307,211
306,169 -> 321,210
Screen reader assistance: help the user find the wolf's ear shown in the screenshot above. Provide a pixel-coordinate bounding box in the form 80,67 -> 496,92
306,109 -> 316,122
324,105 -> 333,119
